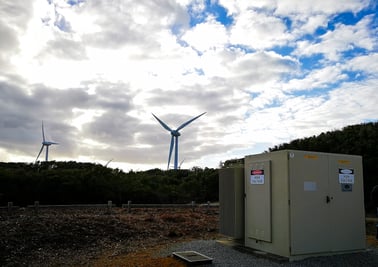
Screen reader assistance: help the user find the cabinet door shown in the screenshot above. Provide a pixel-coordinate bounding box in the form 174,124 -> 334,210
245,160 -> 272,242
327,155 -> 365,251
289,152 -> 331,255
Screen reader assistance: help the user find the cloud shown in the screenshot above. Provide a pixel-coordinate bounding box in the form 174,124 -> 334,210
0,0 -> 377,170
0,1 -> 33,70
295,15 -> 377,61
181,16 -> 228,52
230,10 -> 291,49
274,0 -> 370,15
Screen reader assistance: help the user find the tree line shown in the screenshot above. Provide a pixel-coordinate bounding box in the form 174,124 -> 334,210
2,121 -> 378,209
268,121 -> 378,210
0,162 -> 218,206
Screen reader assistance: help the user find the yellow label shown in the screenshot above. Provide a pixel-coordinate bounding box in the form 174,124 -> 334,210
338,160 -> 350,164
304,155 -> 318,159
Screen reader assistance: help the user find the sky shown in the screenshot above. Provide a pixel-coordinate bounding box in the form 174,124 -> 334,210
0,0 -> 377,171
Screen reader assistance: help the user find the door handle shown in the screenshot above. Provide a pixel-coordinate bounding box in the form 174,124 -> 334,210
326,195 -> 333,203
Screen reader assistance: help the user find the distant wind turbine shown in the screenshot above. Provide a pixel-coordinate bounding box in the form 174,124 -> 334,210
105,159 -> 113,167
152,112 -> 206,170
35,121 -> 59,162
179,159 -> 185,169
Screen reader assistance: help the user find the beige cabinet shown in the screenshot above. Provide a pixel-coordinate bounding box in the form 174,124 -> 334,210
244,150 -> 365,260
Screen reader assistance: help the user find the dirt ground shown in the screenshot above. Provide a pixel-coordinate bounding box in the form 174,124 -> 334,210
0,206 -> 219,266
1,207 -> 378,267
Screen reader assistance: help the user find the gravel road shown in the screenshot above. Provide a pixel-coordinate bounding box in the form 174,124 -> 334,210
160,239 -> 378,267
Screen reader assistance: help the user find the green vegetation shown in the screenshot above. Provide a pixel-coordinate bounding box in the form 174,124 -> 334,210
268,121 -> 378,211
0,162 -> 218,206
1,121 -> 378,210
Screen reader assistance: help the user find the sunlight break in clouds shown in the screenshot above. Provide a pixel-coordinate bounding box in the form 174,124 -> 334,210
0,0 -> 377,170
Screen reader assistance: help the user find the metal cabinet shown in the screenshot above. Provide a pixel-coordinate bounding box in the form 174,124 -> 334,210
244,150 -> 365,260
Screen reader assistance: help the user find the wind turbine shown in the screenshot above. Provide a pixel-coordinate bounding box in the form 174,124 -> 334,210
105,159 -> 113,167
36,121 -> 59,162
152,112 -> 206,170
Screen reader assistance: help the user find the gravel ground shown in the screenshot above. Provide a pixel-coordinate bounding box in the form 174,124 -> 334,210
161,239 -> 378,267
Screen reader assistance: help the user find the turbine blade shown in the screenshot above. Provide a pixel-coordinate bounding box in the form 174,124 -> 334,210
179,159 -> 185,169
152,113 -> 172,132
176,112 -> 206,131
42,121 -> 46,142
167,135 -> 174,169
36,145 -> 44,162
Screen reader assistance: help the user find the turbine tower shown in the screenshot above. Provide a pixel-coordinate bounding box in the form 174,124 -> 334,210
36,121 -> 59,162
152,112 -> 206,170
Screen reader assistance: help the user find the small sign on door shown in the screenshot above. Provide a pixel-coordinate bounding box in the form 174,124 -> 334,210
339,169 -> 354,184
250,169 -> 265,184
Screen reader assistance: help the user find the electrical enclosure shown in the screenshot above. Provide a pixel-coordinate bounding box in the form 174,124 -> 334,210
243,150 -> 366,260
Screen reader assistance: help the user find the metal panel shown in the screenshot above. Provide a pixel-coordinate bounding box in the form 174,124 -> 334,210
172,251 -> 213,264
289,151 -> 366,255
289,151 -> 331,255
327,154 -> 365,251
219,168 -> 244,239
245,160 -> 272,242
243,150 -> 365,259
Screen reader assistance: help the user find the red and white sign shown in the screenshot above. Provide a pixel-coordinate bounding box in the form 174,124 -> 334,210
250,169 -> 265,184
339,169 -> 354,184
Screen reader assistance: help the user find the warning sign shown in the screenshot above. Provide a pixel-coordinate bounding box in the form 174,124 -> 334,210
250,169 -> 265,184
339,169 -> 354,184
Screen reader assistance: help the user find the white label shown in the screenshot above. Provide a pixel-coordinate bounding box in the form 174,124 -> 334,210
339,169 -> 354,184
250,169 -> 265,184
250,175 -> 265,184
304,181 -> 317,191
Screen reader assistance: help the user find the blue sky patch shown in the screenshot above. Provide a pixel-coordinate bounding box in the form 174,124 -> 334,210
270,46 -> 295,57
343,70 -> 366,82
282,16 -> 292,30
299,54 -> 325,71
341,47 -> 368,60
227,44 -> 255,54
188,0 -> 233,27
66,0 -> 85,6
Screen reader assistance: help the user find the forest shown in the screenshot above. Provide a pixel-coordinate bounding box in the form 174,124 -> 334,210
268,121 -> 378,210
0,162 -> 218,206
1,121 -> 378,209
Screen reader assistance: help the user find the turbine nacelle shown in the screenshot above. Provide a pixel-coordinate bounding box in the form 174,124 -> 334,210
171,130 -> 181,137
42,141 -> 59,146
